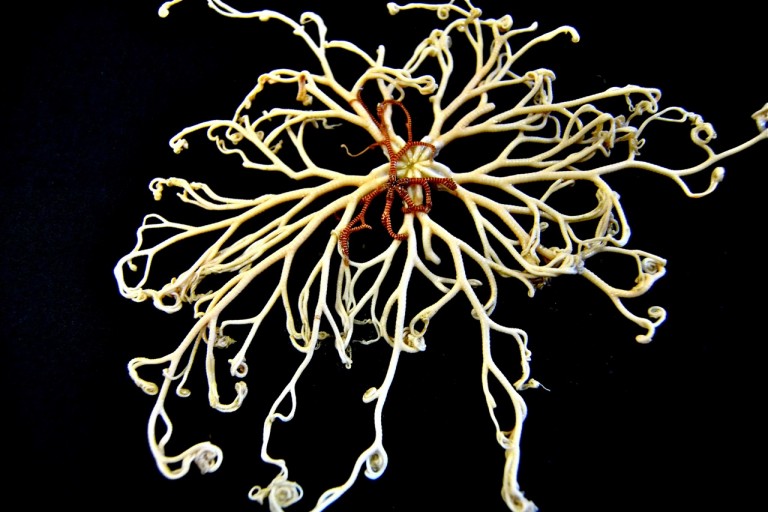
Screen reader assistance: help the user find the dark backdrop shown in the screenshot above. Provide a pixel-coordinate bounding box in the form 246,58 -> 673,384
3,1 -> 765,511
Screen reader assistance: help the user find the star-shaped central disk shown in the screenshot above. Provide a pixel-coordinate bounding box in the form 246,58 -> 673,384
338,96 -> 457,262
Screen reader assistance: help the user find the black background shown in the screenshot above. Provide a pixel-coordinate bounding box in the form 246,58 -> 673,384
4,1 -> 766,511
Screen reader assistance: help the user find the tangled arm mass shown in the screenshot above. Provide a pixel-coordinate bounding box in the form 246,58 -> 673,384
114,1 -> 768,510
